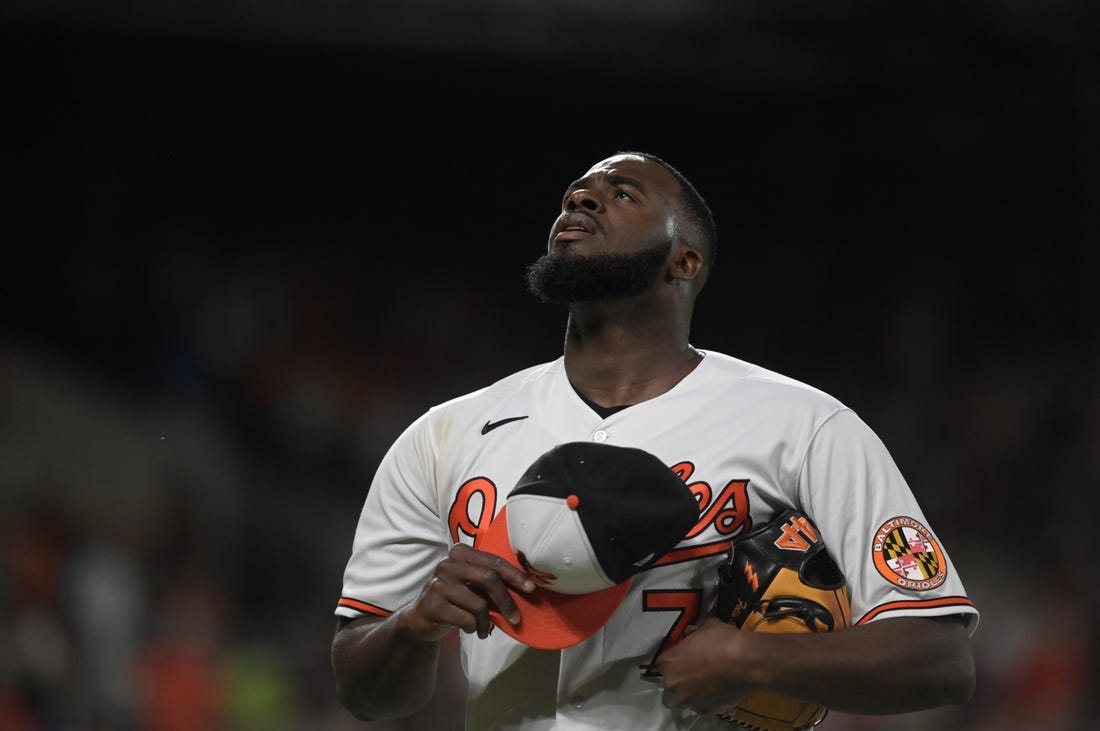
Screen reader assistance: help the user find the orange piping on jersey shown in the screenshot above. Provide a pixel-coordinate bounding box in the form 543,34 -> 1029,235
652,539 -> 733,567
337,598 -> 392,617
856,596 -> 974,625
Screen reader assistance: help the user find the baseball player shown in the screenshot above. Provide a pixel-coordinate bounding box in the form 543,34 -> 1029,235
332,151 -> 979,730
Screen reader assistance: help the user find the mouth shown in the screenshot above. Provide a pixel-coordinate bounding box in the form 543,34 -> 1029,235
552,212 -> 599,242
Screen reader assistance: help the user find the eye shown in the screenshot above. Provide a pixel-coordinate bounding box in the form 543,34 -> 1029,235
615,189 -> 636,201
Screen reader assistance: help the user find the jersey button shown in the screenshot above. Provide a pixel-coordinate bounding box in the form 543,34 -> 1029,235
592,430 -> 608,443
569,695 -> 585,709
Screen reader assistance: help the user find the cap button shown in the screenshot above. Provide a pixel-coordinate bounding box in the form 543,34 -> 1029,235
566,494 -> 580,509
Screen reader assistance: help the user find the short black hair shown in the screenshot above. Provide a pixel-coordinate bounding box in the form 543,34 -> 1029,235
618,150 -> 718,269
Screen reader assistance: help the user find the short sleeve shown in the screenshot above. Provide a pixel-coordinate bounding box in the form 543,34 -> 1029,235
798,409 -> 979,635
335,412 -> 449,619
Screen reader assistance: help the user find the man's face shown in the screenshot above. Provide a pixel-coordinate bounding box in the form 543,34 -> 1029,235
525,155 -> 683,304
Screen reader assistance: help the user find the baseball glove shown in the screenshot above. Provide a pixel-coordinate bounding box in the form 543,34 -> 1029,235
710,509 -> 852,731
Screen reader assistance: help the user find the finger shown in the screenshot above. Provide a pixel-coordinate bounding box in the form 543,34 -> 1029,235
439,581 -> 495,639
474,600 -> 492,639
436,572 -> 530,636
415,568 -> 509,635
441,553 -> 531,625
451,544 -> 537,593
438,579 -> 495,623
432,604 -> 479,636
490,553 -> 538,594
463,567 -> 522,626
413,579 -> 484,636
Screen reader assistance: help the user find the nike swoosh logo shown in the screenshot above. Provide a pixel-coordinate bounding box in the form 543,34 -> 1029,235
481,416 -> 529,435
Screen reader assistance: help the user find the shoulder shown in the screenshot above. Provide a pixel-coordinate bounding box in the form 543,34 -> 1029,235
423,358 -> 562,425
380,359 -> 560,464
696,349 -> 848,416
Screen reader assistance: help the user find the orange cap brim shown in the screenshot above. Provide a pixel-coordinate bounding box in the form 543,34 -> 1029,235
478,504 -> 633,650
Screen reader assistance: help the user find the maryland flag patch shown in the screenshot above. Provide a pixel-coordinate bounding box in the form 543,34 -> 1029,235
872,516 -> 947,591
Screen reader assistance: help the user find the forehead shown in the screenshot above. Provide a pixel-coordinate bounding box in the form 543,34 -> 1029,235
576,154 -> 679,192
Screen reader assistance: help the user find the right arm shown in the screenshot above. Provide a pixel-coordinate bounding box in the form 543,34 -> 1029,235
331,543 -> 536,721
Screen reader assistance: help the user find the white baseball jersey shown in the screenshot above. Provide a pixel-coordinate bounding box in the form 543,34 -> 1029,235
336,350 -> 979,731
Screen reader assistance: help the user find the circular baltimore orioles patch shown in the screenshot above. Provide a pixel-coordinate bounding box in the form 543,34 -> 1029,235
872,516 -> 947,591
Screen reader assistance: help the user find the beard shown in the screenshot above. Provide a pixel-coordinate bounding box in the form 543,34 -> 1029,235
524,238 -> 673,304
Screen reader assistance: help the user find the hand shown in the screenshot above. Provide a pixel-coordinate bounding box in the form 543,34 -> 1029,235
396,543 -> 536,642
656,618 -> 748,716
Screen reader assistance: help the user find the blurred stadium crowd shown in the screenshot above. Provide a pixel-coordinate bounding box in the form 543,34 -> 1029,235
1,244 -> 1096,730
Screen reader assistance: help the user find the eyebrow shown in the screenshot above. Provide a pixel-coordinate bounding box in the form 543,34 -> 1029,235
565,172 -> 647,195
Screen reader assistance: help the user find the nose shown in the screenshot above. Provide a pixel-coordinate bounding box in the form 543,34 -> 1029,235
564,188 -> 603,213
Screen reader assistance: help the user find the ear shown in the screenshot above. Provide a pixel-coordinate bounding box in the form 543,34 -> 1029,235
669,241 -> 705,285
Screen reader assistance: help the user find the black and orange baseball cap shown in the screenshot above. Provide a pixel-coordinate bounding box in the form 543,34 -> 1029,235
478,441 -> 699,650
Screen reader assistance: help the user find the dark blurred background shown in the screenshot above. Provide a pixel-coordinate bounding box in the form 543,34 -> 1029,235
1,1 -> 1097,729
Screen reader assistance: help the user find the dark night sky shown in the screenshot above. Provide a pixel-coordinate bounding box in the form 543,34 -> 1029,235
5,16 -> 1095,379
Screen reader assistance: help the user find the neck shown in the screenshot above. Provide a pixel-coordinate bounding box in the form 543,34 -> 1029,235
561,295 -> 701,408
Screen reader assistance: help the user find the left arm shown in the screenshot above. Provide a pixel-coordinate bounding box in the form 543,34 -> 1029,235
657,613 -> 974,715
